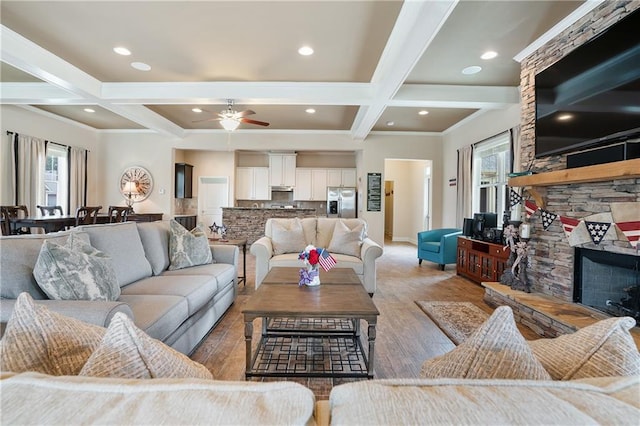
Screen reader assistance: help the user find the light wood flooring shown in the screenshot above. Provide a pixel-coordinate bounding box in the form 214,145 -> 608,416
191,241 -> 538,399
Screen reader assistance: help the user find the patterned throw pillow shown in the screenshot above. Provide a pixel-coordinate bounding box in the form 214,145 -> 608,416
33,233 -> 120,301
79,312 -> 213,380
271,218 -> 307,255
529,316 -> 640,380
420,306 -> 551,380
0,293 -> 106,375
168,219 -> 213,270
327,220 -> 364,257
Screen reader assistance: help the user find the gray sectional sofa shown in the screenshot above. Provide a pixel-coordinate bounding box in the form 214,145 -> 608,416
0,221 -> 238,354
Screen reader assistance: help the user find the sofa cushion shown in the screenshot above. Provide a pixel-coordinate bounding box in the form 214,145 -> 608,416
33,233 -> 120,301
327,219 -> 364,257
168,220 -> 213,270
420,306 -> 551,380
0,293 -> 105,376
420,241 -> 441,253
121,275 -> 217,316
529,316 -> 640,380
162,262 -> 236,288
1,372 -> 317,425
0,230 -> 89,300
79,312 -> 212,379
75,222 -> 152,287
136,221 -> 171,275
117,294 -> 189,342
270,218 -> 307,255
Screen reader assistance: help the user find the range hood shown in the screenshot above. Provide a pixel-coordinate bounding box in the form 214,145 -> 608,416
271,186 -> 294,192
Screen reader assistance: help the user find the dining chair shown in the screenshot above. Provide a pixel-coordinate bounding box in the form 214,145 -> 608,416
37,205 -> 64,216
75,206 -> 102,226
107,206 -> 129,223
0,208 -> 12,236
0,205 -> 31,234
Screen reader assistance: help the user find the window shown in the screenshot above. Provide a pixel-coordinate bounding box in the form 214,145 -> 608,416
472,131 -> 511,227
45,144 -> 68,213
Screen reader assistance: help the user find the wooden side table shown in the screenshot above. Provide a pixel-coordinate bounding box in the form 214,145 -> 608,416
210,238 -> 247,286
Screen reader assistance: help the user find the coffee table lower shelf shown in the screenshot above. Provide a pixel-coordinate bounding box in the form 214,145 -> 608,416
246,333 -> 370,379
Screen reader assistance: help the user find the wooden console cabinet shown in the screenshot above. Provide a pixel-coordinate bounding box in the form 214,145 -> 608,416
456,236 -> 510,284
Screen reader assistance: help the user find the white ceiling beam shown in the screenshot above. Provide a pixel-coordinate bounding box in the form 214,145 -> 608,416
0,82 -> 82,104
351,0 -> 459,140
1,24 -> 184,138
392,84 -> 519,109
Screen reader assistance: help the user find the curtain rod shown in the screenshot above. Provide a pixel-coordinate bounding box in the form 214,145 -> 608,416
6,130 -> 90,152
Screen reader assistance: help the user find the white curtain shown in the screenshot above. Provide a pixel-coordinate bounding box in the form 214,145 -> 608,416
456,145 -> 473,228
0,133 -> 16,204
15,134 -> 46,216
69,146 -> 87,213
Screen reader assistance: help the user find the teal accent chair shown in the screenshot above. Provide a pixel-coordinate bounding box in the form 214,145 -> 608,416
417,228 -> 462,270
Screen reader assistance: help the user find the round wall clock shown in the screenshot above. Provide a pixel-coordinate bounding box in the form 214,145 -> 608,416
119,166 -> 153,202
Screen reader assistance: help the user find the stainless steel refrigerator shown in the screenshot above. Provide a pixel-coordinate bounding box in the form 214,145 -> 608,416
327,187 -> 357,218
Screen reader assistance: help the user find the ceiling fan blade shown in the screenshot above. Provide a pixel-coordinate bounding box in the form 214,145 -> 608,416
236,109 -> 256,118
241,118 -> 270,127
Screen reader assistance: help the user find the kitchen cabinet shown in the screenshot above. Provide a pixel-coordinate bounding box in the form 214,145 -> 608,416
327,168 -> 356,187
293,168 -> 327,201
456,236 -> 510,284
269,153 -> 296,187
175,163 -> 193,198
236,167 -> 270,200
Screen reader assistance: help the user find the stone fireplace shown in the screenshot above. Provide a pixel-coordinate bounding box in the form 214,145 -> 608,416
517,2 -> 640,308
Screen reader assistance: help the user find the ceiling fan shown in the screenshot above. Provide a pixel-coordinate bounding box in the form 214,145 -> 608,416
194,99 -> 270,131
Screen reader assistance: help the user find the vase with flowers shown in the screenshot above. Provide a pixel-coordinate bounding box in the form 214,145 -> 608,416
298,245 -> 321,286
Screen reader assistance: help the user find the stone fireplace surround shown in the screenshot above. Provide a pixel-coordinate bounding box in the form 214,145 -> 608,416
484,1 -> 640,337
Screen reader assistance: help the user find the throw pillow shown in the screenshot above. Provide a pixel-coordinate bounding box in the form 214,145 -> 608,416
168,219 -> 213,270
420,306 -> 551,380
327,220 -> 364,257
529,316 -> 640,380
79,312 -> 213,380
0,292 -> 106,376
33,233 -> 120,301
271,218 -> 307,255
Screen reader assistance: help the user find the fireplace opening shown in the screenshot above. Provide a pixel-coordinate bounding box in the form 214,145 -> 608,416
574,248 -> 640,322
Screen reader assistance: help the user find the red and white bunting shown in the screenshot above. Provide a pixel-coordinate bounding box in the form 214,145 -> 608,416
524,200 -> 539,219
616,221 -> 640,248
559,216 -> 580,239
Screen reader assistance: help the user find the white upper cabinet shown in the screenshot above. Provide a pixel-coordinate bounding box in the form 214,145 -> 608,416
294,168 -> 328,201
236,167 -> 270,200
327,168 -> 356,187
269,153 -> 297,187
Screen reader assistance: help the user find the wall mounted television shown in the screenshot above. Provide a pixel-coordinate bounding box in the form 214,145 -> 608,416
534,8 -> 640,158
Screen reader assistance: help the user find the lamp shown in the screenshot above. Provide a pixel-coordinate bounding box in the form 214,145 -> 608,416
123,181 -> 139,212
220,117 -> 240,131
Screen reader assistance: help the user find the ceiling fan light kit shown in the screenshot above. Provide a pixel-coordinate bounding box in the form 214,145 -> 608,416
192,99 -> 270,131
220,117 -> 241,131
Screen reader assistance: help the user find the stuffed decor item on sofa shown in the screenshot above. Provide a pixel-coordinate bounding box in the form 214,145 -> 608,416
417,228 -> 462,270
250,217 -> 383,294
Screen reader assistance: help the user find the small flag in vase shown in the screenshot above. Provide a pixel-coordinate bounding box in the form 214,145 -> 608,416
509,189 -> 523,207
540,209 -> 558,231
524,200 -> 539,219
616,221 -> 640,248
318,248 -> 337,271
559,216 -> 580,239
585,221 -> 611,245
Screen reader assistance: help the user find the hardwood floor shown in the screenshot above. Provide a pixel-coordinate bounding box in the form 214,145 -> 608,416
191,240 -> 538,399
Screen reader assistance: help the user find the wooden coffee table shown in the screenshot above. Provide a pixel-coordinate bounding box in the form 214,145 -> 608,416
242,267 -> 379,379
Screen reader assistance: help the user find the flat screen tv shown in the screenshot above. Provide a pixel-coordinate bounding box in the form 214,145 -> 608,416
534,8 -> 640,158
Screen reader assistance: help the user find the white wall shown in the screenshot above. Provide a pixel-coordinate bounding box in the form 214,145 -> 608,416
181,149 -> 236,208
0,105 -> 100,207
440,104 -> 521,228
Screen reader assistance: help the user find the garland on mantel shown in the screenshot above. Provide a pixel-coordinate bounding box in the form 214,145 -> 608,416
509,189 -> 640,248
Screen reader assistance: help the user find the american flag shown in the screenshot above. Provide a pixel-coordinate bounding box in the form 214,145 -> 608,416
318,248 -> 337,271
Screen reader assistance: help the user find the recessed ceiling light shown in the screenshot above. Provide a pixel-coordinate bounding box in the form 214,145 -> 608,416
418,110 -> 429,115
192,108 -> 202,113
462,65 -> 482,75
558,113 -> 573,121
481,51 -> 498,60
386,121 -> 395,126
298,46 -> 314,56
305,108 -> 316,114
131,62 -> 151,71
113,46 -> 131,56
84,108 -> 95,113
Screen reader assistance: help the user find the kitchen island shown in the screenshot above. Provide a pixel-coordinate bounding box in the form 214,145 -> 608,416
222,207 -> 317,245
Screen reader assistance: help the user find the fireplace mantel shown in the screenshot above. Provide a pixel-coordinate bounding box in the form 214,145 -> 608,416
508,158 -> 640,207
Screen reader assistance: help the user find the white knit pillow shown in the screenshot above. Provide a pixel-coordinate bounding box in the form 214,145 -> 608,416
271,218 -> 307,255
79,312 -> 212,380
529,316 -> 640,380
327,220 -> 364,257
420,306 -> 551,380
0,293 -> 105,376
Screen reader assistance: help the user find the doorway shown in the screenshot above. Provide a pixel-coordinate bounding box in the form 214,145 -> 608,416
197,176 -> 229,231
384,181 -> 394,240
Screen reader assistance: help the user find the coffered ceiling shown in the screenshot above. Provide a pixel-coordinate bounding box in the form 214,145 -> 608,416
1,0 -> 591,139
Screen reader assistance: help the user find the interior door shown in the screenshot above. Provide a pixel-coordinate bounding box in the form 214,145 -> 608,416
198,176 -> 229,231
